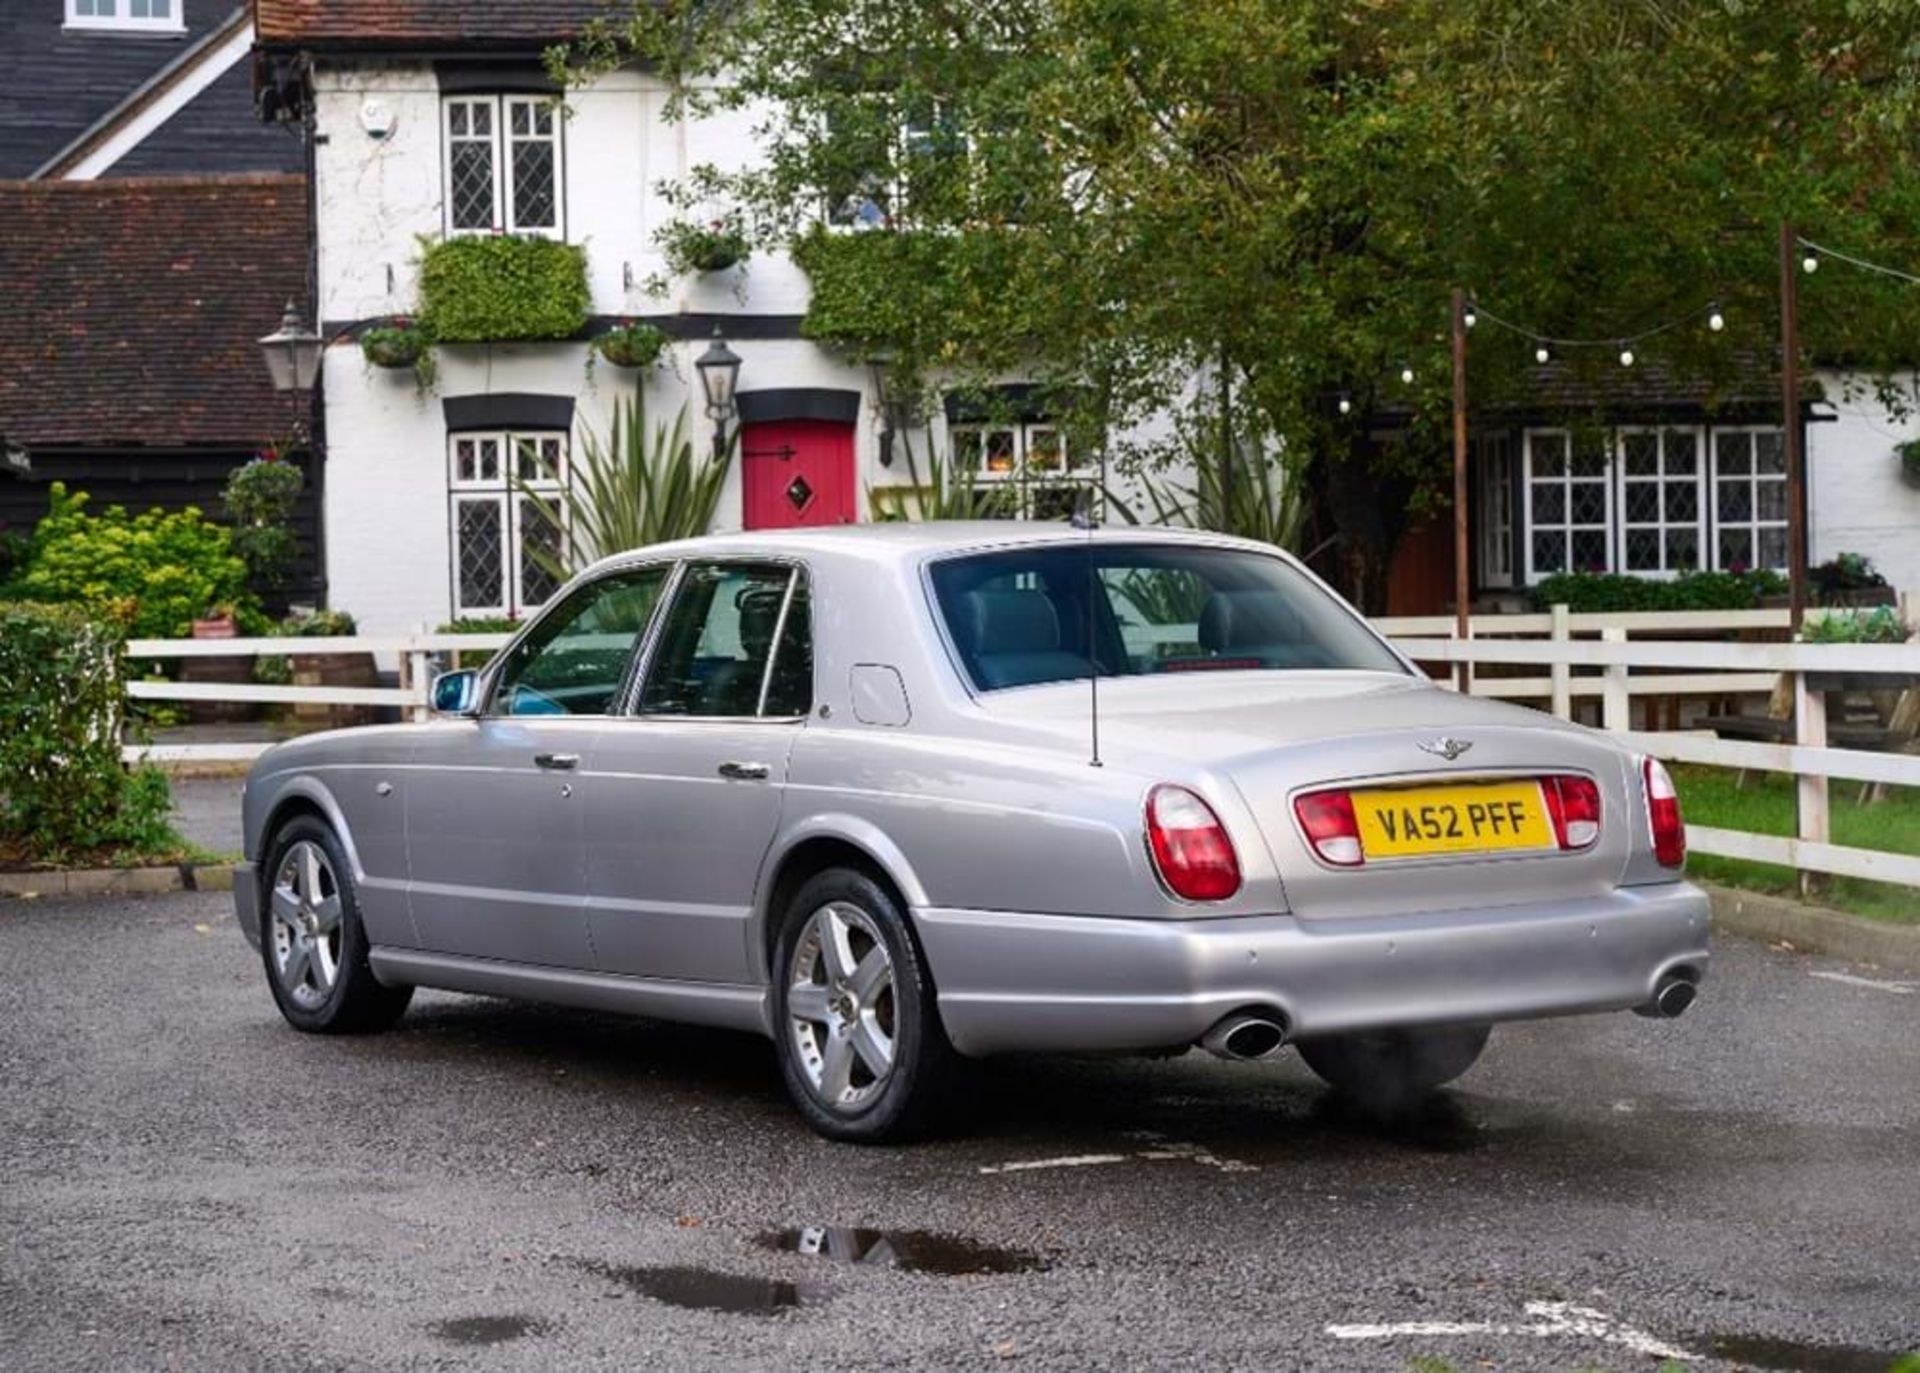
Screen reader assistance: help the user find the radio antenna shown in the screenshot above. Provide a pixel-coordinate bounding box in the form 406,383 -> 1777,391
1072,490 -> 1103,768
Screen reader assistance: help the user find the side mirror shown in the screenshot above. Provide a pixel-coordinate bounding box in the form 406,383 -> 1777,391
430,669 -> 480,717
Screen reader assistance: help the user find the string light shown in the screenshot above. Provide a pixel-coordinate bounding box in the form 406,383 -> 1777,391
1797,236 -> 1920,287
1619,348 -> 1635,367
1337,394 -> 1353,415
1534,344 -> 1552,364
1708,305 -> 1725,332
1400,365 -> 1415,384
1803,252 -> 1820,274
1463,304 -> 1478,329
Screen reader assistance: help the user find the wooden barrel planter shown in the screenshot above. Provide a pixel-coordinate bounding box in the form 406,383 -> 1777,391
289,649 -> 379,731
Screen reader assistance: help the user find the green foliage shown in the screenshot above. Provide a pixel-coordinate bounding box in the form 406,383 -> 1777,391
1530,569 -> 1786,614
592,320 -> 670,369
222,455 -> 305,593
0,527 -> 27,582
517,398 -> 729,581
1811,551 -> 1890,602
8,483 -> 254,639
565,0 -> 1920,609
417,235 -> 591,343
0,601 -> 175,863
1901,439 -> 1920,486
1109,428 -> 1323,558
437,616 -> 521,635
1802,606 -> 1912,644
658,216 -> 751,274
281,608 -> 357,637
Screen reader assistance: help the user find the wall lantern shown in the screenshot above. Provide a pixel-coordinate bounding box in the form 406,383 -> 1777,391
258,300 -> 325,393
695,329 -> 744,462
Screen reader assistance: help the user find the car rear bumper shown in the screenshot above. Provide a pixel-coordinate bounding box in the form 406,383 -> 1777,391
233,862 -> 262,951
914,882 -> 1711,1057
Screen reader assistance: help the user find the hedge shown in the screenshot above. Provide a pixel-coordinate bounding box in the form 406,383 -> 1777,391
1529,569 -> 1787,614
0,602 -> 172,863
418,234 -> 591,343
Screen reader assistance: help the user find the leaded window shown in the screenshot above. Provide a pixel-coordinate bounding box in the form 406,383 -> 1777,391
950,422 -> 1098,520
1712,428 -> 1790,573
449,432 -> 566,618
443,96 -> 564,237
1618,428 -> 1703,575
1525,430 -> 1612,578
66,0 -> 179,30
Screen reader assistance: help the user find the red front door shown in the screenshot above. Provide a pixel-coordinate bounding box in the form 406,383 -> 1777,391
741,420 -> 857,530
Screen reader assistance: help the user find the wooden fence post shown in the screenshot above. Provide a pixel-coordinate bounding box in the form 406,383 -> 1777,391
1550,603 -> 1573,721
1795,666 -> 1830,899
1601,627 -> 1630,734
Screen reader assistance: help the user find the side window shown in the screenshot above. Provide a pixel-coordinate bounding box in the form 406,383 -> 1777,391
639,563 -> 808,718
762,582 -> 813,718
490,567 -> 670,718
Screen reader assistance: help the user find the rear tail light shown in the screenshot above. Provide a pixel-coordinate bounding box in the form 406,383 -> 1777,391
1293,790 -> 1364,867
1145,785 -> 1242,901
1643,757 -> 1686,868
1541,774 -> 1602,851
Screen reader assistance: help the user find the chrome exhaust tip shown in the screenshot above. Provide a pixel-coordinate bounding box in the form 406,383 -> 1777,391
1202,1012 -> 1290,1061
1636,972 -> 1699,1020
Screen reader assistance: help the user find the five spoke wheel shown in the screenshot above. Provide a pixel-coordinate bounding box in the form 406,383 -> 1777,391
270,840 -> 343,1010
786,902 -> 897,1112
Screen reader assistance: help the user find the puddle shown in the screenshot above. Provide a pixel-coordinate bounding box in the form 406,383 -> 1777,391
757,1226 -> 1046,1275
1705,1333 -> 1917,1373
583,1262 -> 814,1315
431,1314 -> 550,1346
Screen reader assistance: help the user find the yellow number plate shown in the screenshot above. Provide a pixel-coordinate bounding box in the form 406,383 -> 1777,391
1351,781 -> 1554,860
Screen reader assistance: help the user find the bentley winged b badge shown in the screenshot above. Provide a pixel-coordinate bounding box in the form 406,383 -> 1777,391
1417,736 -> 1474,762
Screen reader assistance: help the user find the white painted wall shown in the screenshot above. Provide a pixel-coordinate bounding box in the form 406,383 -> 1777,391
1809,369 -> 1920,597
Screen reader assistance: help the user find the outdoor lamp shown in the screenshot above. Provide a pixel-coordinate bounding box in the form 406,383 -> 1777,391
696,328 -> 743,463
258,300 -> 325,393
867,347 -> 905,468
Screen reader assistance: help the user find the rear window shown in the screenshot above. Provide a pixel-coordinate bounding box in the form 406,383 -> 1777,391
929,543 -> 1408,692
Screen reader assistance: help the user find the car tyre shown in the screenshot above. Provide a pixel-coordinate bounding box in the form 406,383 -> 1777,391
772,866 -> 955,1144
260,816 -> 412,1035
1296,1024 -> 1491,1107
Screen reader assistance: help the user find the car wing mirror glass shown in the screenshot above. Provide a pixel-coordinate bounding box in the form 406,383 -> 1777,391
430,669 -> 480,717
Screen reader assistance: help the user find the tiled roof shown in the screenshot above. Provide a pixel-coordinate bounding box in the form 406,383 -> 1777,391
255,0 -> 621,47
0,175 -> 308,450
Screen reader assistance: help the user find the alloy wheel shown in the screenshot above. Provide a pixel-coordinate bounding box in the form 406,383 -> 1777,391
270,841 -> 343,1010
786,902 -> 897,1113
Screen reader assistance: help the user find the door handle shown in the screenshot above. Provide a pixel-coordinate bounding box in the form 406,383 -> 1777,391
718,760 -> 771,782
534,753 -> 580,771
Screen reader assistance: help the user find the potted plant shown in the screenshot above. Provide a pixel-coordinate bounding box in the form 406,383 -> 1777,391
191,603 -> 239,639
360,318 -> 436,389
1810,552 -> 1897,609
660,216 -> 751,274
592,319 -> 669,371
283,608 -> 378,731
1802,606 -> 1917,693
185,602 -> 255,723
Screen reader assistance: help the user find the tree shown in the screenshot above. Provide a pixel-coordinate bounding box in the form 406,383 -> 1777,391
560,0 -> 1920,609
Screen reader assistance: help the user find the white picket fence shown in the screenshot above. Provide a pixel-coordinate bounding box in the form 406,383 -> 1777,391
119,608 -> 1920,890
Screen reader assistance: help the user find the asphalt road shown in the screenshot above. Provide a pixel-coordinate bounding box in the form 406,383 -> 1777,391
2,892 -> 1916,1372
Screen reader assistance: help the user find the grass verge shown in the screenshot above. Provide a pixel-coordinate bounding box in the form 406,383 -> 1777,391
1672,765 -> 1920,925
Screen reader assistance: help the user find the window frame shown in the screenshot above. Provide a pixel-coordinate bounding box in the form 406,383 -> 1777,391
65,0 -> 184,33
441,94 -> 565,239
1522,429 -> 1616,583
482,562 -> 676,718
1710,425 -> 1791,574
622,558 -> 815,723
1614,426 -> 1707,580
447,430 -> 568,620
949,421 -> 1100,520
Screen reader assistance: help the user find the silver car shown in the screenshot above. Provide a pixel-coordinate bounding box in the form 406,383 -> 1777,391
234,524 -> 1708,1141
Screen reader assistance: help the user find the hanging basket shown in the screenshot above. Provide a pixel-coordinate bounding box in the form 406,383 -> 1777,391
361,324 -> 429,370
593,322 -> 669,370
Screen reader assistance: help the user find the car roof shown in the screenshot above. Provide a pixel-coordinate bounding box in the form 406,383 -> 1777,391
584,521 -> 1269,578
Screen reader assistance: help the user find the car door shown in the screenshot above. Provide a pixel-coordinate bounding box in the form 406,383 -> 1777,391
405,565 -> 672,967
584,560 -> 812,984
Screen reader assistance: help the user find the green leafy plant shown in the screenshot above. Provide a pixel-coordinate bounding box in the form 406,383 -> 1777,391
1899,438 -> 1920,487
516,397 -> 729,582
1811,551 -> 1890,603
658,216 -> 750,274
222,454 -> 305,593
418,235 -> 591,343
1802,606 -> 1912,644
0,601 -> 176,864
282,608 -> 357,637
436,616 -> 519,669
1530,569 -> 1787,614
8,483 -> 254,640
360,319 -> 437,389
592,319 -> 670,370
1113,449 -> 1326,559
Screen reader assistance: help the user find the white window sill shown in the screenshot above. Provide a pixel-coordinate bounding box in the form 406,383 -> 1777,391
62,20 -> 186,36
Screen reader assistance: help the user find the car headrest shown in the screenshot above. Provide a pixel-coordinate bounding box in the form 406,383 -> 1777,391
962,589 -> 1062,655
1199,590 -> 1305,652
736,585 -> 785,653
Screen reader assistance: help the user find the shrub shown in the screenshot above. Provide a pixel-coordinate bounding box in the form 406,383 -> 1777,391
283,608 -> 357,637
1530,569 -> 1787,614
1803,606 -> 1911,644
0,602 -> 174,863
1810,552 -> 1889,603
223,454 -> 305,593
9,483 -> 254,640
592,320 -> 669,370
418,235 -> 590,343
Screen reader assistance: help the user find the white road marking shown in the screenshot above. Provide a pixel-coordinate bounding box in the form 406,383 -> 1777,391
1328,1301 -> 1693,1361
1810,971 -> 1917,996
979,1140 -> 1260,1176
978,1154 -> 1129,1175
